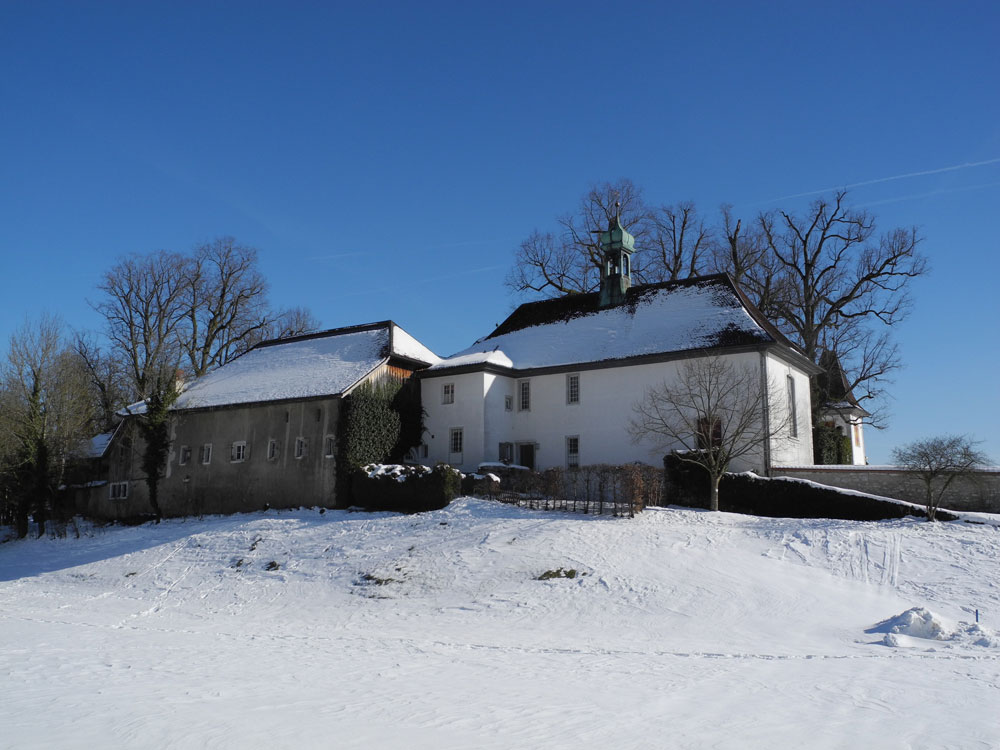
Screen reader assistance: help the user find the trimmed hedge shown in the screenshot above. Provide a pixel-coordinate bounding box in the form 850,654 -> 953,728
350,463 -> 461,514
663,454 -> 957,522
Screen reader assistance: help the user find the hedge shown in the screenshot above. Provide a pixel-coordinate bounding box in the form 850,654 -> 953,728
663,454 -> 957,522
350,463 -> 461,514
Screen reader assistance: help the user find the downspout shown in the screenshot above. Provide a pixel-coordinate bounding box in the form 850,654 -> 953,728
759,350 -> 772,477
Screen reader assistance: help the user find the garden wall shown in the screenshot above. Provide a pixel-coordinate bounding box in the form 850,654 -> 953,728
772,466 -> 1000,513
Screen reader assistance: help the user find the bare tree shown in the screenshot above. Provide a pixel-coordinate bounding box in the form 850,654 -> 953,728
0,316 -> 94,536
646,201 -> 712,281
73,332 -> 130,432
182,237 -> 272,376
892,435 -> 989,521
262,306 -> 321,341
93,250 -> 187,399
506,179 -> 654,296
734,191 -> 927,425
92,239 -> 321,396
628,356 -> 789,511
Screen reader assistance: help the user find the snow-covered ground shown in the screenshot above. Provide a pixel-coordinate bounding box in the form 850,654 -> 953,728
2,500 -> 998,749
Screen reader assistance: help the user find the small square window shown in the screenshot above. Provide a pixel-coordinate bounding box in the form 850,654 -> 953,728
566,436 -> 580,468
518,380 -> 530,411
109,481 -> 128,500
442,383 -> 455,404
567,374 -> 580,404
200,443 -> 213,465
450,428 -> 463,455
179,445 -> 191,466
295,437 -> 308,459
324,436 -> 335,458
267,439 -> 279,461
504,395 -> 513,411
231,441 -> 247,462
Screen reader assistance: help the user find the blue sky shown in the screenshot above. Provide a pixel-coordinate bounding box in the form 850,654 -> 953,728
1,1 -> 998,464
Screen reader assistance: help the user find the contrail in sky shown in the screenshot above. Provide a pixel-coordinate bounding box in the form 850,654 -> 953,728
767,157 -> 1000,202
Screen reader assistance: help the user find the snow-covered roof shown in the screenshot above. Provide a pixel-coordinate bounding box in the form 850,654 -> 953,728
77,430 -> 117,459
126,321 -> 437,413
429,275 -> 806,373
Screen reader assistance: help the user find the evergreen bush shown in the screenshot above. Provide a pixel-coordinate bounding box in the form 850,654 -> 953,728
350,463 -> 461,513
336,379 -> 424,506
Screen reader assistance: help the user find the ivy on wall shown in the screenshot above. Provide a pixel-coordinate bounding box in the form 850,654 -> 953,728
813,424 -> 853,465
336,378 -> 424,504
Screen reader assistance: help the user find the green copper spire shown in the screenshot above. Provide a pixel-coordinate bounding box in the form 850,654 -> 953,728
598,202 -> 635,308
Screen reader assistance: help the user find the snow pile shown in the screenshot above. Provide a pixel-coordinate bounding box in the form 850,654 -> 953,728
869,607 -> 950,643
868,607 -> 998,649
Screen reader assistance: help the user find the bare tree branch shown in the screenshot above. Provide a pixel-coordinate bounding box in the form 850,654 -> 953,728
628,356 -> 789,510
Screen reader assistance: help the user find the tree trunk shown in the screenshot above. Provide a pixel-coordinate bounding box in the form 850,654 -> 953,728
925,483 -> 936,522
709,474 -> 721,512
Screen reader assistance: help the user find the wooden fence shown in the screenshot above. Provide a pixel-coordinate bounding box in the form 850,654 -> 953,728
476,464 -> 664,518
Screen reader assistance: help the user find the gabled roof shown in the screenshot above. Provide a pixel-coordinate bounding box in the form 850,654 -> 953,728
125,321 -> 438,414
816,350 -> 870,417
428,274 -> 814,374
76,425 -> 120,459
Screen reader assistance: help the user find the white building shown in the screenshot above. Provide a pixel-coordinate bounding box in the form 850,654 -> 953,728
419,215 -> 822,474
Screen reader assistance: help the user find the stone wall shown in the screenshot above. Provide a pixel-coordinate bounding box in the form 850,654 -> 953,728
772,466 -> 1000,513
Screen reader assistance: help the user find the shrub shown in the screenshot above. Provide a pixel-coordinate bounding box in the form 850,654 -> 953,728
350,463 -> 461,514
336,379 -> 424,506
663,454 -> 957,521
813,424 -> 853,465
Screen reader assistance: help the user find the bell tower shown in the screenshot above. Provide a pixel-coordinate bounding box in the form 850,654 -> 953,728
598,203 -> 636,308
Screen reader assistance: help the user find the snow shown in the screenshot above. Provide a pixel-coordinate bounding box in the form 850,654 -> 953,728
118,323 -> 438,416
170,327 -> 389,410
2,501 -> 999,749
431,283 -> 770,371
391,323 -> 440,365
80,430 -> 115,458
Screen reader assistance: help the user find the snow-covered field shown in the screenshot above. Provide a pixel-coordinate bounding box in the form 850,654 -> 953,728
2,499 -> 998,749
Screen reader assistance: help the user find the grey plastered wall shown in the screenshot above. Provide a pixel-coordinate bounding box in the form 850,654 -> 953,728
84,397 -> 341,519
772,466 -> 1000,513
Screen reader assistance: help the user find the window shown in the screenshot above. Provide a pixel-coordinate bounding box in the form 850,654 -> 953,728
109,481 -> 128,500
566,436 -> 580,468
504,395 -> 513,411
295,437 -> 308,459
853,423 -> 862,448
518,380 -> 530,411
231,441 -> 247,462
267,439 -> 279,461
696,417 -> 722,450
199,443 -> 213,465
450,428 -> 463,455
324,436 -> 336,458
179,445 -> 191,466
442,383 -> 455,404
787,375 -> 798,438
499,442 -> 514,464
566,374 -> 580,404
